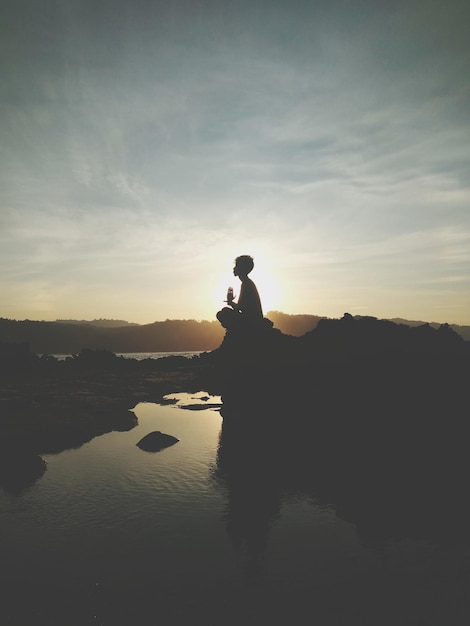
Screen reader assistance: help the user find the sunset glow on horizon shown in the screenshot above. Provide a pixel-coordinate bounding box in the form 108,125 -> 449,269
1,1 -> 469,326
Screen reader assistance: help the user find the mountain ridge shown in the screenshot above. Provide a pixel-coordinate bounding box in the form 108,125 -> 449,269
0,312 -> 468,354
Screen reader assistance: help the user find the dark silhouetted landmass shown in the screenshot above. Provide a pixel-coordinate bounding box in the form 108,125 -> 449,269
55,318 -> 140,328
2,313 -> 467,355
268,311 -> 470,341
265,311 -> 324,335
0,317 -> 225,354
136,431 -> 179,452
388,316 -> 470,341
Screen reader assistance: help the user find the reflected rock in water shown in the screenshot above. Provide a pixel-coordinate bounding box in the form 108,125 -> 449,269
214,364 -> 470,551
207,311 -> 470,548
136,431 -> 179,452
0,450 -> 47,495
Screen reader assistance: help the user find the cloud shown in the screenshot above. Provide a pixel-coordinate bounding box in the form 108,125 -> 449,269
1,0 -> 469,323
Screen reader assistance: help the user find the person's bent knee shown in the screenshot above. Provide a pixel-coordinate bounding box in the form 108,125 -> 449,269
217,307 -> 238,329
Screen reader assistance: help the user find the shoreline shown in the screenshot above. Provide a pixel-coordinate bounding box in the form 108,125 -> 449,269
0,351 -> 215,493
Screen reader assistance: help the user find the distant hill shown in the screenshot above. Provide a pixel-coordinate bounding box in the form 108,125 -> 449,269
387,317 -> 470,341
0,312 -> 468,354
266,311 -> 324,336
0,318 -> 224,354
55,313 -> 324,336
55,319 -> 139,328
267,312 -> 470,341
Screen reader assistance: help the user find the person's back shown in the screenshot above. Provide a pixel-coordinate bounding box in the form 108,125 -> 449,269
238,274 -> 263,321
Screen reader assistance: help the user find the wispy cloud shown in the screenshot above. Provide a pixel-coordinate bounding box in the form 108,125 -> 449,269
1,0 -> 469,323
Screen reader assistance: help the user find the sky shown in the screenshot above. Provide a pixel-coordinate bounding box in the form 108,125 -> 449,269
1,0 -> 470,325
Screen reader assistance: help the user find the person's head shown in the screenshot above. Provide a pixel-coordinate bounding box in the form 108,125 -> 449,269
233,255 -> 254,277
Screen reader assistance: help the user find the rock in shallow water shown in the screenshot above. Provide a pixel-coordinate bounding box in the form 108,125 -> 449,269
136,431 -> 179,452
0,451 -> 47,495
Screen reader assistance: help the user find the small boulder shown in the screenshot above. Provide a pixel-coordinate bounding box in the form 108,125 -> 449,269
136,431 -> 179,452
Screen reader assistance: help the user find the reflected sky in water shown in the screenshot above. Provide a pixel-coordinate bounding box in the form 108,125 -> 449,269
0,392 -> 468,625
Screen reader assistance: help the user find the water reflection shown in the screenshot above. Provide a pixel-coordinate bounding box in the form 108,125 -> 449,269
215,405 -> 282,579
214,379 -> 470,552
0,404 -> 137,496
2,389 -> 470,625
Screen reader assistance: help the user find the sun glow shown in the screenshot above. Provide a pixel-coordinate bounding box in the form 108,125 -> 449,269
212,266 -> 281,316
252,267 -> 281,313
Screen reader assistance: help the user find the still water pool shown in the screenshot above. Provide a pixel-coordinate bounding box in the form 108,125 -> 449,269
0,392 -> 468,625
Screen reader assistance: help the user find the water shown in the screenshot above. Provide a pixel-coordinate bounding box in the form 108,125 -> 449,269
43,351 -> 204,361
116,351 -> 204,360
1,393 -> 469,625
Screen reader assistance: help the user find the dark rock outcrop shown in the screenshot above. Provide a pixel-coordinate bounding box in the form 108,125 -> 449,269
136,431 -> 179,452
0,449 -> 47,495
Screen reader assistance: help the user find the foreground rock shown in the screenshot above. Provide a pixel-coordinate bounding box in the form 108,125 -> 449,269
0,451 -> 47,495
211,313 -> 470,546
136,431 -> 179,452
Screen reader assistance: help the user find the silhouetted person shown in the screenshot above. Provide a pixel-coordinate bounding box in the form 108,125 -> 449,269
217,255 -> 263,330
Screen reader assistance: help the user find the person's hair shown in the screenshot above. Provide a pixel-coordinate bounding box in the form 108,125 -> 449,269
234,255 -> 254,274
